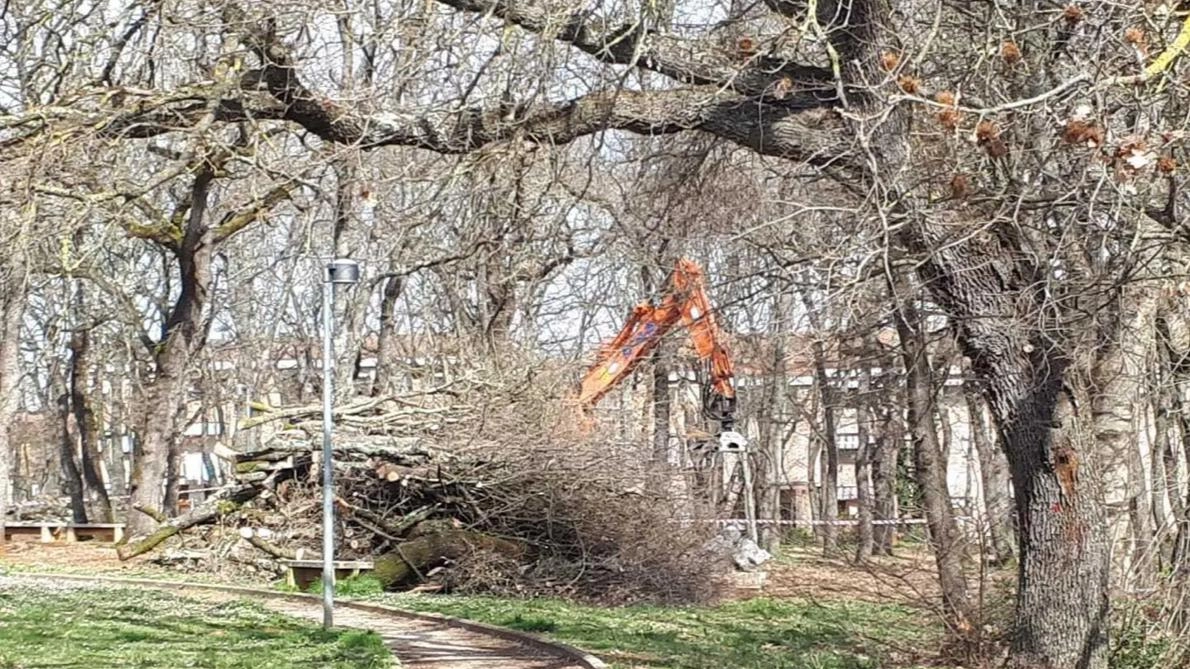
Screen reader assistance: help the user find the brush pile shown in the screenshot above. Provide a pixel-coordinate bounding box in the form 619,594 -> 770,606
120,428 -> 732,603
116,357 -> 738,603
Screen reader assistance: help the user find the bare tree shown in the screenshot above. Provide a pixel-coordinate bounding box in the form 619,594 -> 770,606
9,1 -> 1190,664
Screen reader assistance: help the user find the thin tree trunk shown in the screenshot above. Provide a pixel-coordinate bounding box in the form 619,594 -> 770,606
372,275 -> 404,396
642,250 -> 675,467
69,322 -> 113,522
1151,392 -> 1176,569
815,364 -> 839,552
1158,313 -> 1190,572
966,385 -> 1013,565
163,437 -> 182,515
758,294 -> 791,552
802,291 -> 839,552
871,372 -> 900,556
651,344 -> 672,464
855,385 -> 874,562
1090,278 -> 1159,587
890,271 -> 972,633
55,388 -> 88,525
936,402 -> 953,466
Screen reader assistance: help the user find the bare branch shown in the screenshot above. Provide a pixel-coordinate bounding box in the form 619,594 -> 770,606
430,0 -> 835,97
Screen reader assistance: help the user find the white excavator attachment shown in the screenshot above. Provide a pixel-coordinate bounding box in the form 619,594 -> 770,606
718,430 -> 748,451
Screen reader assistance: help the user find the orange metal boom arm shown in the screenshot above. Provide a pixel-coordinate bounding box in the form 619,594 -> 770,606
578,259 -> 736,408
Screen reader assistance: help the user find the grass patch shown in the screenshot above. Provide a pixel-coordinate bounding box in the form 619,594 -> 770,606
369,592 -> 941,669
0,582 -> 394,668
304,574 -> 387,598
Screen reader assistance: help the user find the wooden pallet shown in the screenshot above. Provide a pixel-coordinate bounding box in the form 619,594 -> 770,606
2,522 -> 125,543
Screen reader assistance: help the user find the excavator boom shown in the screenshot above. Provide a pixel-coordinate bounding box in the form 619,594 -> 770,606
578,259 -> 736,409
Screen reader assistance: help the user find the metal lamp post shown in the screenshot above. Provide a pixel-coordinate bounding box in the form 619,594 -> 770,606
321,258 -> 360,628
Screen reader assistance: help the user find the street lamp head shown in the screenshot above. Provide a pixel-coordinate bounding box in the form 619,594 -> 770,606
326,259 -> 361,285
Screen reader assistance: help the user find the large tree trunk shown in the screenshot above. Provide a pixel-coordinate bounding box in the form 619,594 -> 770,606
830,2 -> 1112,659
127,167 -> 216,539
0,251 -> 25,542
966,386 -> 1013,566
910,222 -> 1111,668
992,360 -> 1110,669
890,271 -> 972,633
372,529 -> 525,589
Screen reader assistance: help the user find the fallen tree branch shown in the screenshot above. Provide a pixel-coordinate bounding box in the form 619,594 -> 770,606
372,529 -> 526,588
336,497 -> 439,540
133,505 -> 168,523
116,484 -> 258,560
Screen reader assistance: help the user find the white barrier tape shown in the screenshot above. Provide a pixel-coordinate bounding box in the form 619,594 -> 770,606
710,517 -> 975,526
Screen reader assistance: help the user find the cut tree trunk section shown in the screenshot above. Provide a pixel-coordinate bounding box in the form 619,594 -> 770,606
372,529 -> 525,588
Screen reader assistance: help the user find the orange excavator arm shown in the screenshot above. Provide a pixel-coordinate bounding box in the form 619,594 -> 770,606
578,258 -> 737,410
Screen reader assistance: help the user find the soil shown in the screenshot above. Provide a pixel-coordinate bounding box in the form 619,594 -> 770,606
760,546 -> 945,605
2,539 -> 954,607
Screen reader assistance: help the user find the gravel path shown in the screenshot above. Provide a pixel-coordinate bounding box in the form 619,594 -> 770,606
2,575 -> 591,669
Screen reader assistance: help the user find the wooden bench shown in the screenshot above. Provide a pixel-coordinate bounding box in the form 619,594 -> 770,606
279,559 -> 375,590
2,522 -> 125,543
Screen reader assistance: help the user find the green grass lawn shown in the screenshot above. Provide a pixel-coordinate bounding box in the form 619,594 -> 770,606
0,582 -> 394,669
367,589 -> 942,669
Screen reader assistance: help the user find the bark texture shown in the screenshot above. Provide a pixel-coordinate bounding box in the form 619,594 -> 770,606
372,530 -> 525,588
871,370 -> 901,556
803,292 -> 839,551
911,223 -> 1111,668
854,390 -> 874,562
56,391 -> 88,525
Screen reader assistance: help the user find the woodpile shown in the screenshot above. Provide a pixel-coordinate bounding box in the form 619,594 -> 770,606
117,431 -> 540,591
108,358 -> 733,604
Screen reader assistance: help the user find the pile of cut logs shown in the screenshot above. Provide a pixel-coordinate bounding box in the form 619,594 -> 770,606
117,432 -> 525,590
